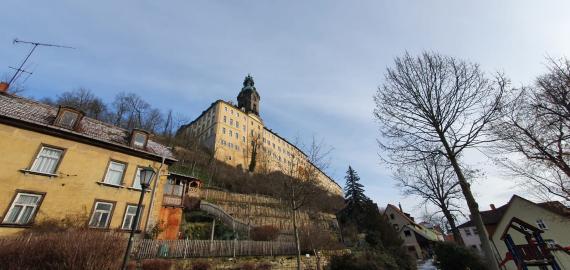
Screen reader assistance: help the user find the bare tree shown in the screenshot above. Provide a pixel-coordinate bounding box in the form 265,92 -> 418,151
492,57 -> 570,204
56,88 -> 107,120
374,52 -> 507,270
278,136 -> 332,270
394,154 -> 468,245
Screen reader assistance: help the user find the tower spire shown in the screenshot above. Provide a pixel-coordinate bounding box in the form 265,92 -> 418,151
237,74 -> 261,116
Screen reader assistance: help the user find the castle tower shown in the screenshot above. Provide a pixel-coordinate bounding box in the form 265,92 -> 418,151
237,74 -> 260,116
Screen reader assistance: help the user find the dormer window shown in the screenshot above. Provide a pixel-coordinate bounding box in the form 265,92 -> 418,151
130,129 -> 149,149
54,107 -> 83,130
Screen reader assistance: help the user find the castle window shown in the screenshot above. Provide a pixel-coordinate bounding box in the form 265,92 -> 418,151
236,132 -> 239,139
236,121 -> 239,128
230,119 -> 233,125
225,106 -> 227,112
229,130 -> 233,136
243,136 -> 245,143
223,128 -> 226,134
224,116 -> 227,123
54,106 -> 83,130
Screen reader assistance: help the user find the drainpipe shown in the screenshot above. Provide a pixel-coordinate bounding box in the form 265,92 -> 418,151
144,156 -> 166,234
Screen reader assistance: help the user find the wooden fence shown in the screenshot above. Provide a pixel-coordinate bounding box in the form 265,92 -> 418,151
133,239 -> 296,259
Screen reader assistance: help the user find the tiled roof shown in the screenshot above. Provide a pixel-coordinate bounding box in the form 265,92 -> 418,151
456,195 -> 570,229
457,203 -> 509,229
0,93 -> 175,161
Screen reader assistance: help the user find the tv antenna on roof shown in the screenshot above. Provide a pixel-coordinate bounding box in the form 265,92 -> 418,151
7,38 -> 75,86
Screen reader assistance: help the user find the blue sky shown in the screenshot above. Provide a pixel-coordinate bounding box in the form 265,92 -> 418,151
2,0 -> 569,220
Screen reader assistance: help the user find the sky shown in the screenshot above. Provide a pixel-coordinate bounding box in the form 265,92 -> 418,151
2,0 -> 569,221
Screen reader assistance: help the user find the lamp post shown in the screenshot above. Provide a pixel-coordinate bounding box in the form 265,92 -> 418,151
121,166 -> 156,270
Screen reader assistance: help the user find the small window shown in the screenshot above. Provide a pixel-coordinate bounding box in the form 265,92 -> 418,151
390,213 -> 395,220
229,130 -> 233,137
404,230 -> 411,237
54,107 -> 83,130
536,219 -> 548,230
223,116 -> 227,123
121,205 -> 143,230
230,119 -> 233,125
472,228 -> 478,235
2,192 -> 43,225
132,167 -> 143,189
131,130 -> 149,149
222,128 -> 226,134
465,228 -> 472,236
30,146 -> 64,174
393,224 -> 399,231
104,161 -> 126,185
89,201 -> 114,228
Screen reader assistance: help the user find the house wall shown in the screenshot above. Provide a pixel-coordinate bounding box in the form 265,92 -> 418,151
458,226 -> 483,254
157,207 -> 183,240
384,206 -> 423,260
0,123 -> 168,236
491,197 -> 570,270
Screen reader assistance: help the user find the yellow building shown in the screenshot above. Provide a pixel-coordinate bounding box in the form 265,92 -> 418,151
457,195 -> 570,269
178,75 -> 342,195
0,90 -> 176,236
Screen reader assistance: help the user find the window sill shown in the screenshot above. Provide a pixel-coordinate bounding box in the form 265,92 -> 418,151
118,229 -> 143,233
20,169 -> 58,178
88,226 -> 111,231
126,187 -> 151,192
96,182 -> 125,188
0,223 -> 33,228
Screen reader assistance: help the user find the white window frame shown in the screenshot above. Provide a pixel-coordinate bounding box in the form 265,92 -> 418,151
89,201 -> 114,228
131,167 -> 143,190
536,219 -> 548,230
103,161 -> 126,186
121,204 -> 143,230
2,192 -> 43,225
30,146 -> 64,174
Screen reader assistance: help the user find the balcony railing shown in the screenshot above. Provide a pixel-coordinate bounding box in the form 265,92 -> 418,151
163,195 -> 183,207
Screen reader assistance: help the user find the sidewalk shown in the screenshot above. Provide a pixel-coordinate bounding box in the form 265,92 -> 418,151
417,259 -> 439,270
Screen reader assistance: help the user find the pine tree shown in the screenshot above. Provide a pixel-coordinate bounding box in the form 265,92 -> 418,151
344,166 -> 367,208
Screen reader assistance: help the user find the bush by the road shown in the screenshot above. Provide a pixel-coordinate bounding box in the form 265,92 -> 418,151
433,242 -> 486,270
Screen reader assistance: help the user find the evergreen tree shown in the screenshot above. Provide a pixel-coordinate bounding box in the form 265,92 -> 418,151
344,166 -> 368,208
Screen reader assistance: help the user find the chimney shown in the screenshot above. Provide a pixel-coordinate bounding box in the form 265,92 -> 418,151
490,204 -> 496,210
398,202 -> 403,212
0,82 -> 9,93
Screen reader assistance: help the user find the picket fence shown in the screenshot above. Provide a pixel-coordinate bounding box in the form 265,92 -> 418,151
133,239 -> 296,259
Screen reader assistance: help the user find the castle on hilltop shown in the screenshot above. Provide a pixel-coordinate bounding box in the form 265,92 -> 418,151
177,75 -> 342,195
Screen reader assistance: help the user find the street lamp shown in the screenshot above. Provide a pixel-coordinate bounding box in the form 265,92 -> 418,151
122,166 -> 156,270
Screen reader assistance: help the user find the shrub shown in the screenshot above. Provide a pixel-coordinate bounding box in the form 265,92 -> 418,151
0,229 -> 125,270
256,262 -> 272,270
433,242 -> 486,270
191,260 -> 211,270
234,262 -> 256,270
250,225 -> 280,241
142,259 -> 173,270
329,251 -> 406,270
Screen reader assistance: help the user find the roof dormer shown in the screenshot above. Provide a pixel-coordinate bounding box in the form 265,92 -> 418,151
130,129 -> 150,149
54,106 -> 84,130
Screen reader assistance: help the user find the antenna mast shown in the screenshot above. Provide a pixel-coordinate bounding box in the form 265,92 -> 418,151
7,38 -> 75,86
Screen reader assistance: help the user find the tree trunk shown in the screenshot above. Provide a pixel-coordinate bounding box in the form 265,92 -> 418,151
292,201 -> 301,270
446,152 -> 499,270
441,206 -> 464,246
